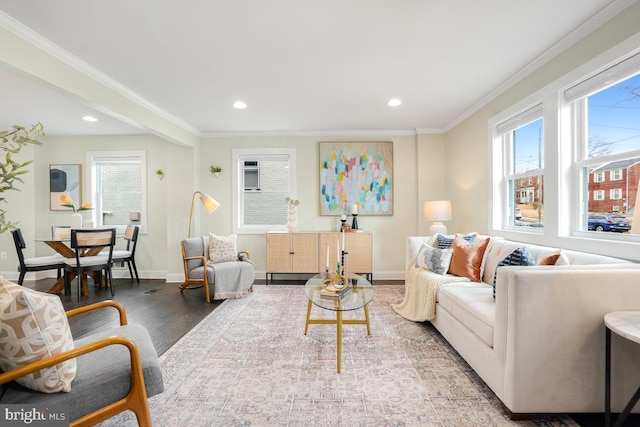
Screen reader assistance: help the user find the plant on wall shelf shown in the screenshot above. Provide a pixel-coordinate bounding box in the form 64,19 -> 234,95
0,123 -> 45,234
156,169 -> 165,180
210,165 -> 222,177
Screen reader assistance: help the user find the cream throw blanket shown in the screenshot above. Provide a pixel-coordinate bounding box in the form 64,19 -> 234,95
392,258 -> 468,322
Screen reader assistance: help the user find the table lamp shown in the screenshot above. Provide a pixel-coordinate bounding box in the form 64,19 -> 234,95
423,200 -> 452,235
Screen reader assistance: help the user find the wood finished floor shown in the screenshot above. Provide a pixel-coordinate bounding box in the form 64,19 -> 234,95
23,276 -> 638,426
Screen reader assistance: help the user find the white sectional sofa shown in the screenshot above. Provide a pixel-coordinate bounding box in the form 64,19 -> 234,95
395,234 -> 640,417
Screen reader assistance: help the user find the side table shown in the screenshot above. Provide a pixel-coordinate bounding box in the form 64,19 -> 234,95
604,311 -> 640,427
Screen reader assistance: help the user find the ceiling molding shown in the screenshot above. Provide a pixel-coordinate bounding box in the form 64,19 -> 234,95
443,0 -> 638,133
0,10 -> 201,139
202,129 -> 425,138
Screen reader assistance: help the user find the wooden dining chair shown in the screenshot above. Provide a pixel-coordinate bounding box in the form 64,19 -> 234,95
63,228 -> 116,301
112,225 -> 140,282
11,228 -> 65,285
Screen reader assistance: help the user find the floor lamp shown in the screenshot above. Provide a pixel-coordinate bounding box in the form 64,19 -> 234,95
188,191 -> 220,238
423,200 -> 452,235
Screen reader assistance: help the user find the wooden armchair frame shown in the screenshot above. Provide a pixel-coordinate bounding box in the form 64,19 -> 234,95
0,300 -> 153,427
180,240 -> 252,303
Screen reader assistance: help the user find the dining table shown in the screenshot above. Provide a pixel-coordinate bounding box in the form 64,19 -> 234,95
36,237 -> 109,296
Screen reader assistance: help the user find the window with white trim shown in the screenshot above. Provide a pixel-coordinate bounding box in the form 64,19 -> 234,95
565,51 -> 640,233
594,171 -> 605,182
610,189 -> 623,200
610,169 -> 623,181
594,190 -> 605,200
87,151 -> 146,234
494,105 -> 544,229
232,148 -> 296,234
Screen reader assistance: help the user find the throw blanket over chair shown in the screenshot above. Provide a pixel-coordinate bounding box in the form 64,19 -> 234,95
181,235 -> 255,303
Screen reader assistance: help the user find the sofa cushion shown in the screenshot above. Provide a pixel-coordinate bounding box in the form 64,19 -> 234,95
492,246 -> 536,298
208,233 -> 237,263
437,282 -> 495,347
538,252 -> 560,265
0,279 -> 76,393
448,235 -> 491,281
0,324 -> 164,421
415,243 -> 452,275
436,233 -> 477,249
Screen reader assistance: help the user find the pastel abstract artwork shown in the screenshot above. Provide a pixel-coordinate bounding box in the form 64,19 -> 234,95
319,141 -> 393,216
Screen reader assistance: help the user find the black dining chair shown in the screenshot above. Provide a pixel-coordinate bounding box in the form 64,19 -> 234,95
63,228 -> 116,301
111,225 -> 140,282
11,228 -> 65,285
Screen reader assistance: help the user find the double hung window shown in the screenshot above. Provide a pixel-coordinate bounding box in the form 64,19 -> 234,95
494,105 -> 545,229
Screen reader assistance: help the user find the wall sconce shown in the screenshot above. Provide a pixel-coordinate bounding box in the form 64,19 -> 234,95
423,200 -> 452,235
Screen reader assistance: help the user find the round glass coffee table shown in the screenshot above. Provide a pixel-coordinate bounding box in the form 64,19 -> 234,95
304,274 -> 374,373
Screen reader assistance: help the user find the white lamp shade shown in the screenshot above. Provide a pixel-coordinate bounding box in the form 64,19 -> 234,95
200,193 -> 220,213
423,200 -> 452,221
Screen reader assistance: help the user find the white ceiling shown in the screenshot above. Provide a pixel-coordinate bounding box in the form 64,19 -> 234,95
0,1 -> 630,137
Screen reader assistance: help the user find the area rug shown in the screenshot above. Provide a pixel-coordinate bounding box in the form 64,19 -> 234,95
100,285 -> 577,426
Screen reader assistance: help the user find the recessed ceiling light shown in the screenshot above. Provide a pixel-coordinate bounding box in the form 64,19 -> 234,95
387,98 -> 402,107
233,101 -> 247,109
83,115 -> 98,122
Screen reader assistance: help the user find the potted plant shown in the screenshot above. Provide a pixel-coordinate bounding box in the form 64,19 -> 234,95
156,169 -> 165,180
0,123 -> 45,234
210,165 -> 222,178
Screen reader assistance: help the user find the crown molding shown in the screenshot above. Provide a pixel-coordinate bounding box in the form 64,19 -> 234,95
202,129 -> 426,138
0,10 -> 201,137
443,0 -> 638,133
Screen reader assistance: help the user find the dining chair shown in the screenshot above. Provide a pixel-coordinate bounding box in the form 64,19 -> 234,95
63,228 -> 116,301
51,225 -> 71,240
11,228 -> 65,285
111,225 -> 140,282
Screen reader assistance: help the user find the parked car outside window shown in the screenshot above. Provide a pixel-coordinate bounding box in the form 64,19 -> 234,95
515,208 -> 522,220
587,213 -> 630,232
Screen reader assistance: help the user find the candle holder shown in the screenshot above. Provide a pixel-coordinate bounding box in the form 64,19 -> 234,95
351,213 -> 358,230
340,218 -> 347,232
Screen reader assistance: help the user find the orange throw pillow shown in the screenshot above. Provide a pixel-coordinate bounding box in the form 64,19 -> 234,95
538,252 -> 560,265
449,235 -> 491,281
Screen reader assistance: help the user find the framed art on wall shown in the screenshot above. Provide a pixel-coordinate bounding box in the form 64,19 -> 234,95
319,141 -> 393,216
49,164 -> 82,210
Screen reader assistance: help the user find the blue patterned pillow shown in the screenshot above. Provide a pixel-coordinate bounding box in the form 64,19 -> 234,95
492,246 -> 536,298
436,233 -> 477,249
415,243 -> 453,275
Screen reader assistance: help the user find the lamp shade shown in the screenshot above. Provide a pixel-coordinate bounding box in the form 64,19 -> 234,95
423,200 -> 452,221
200,192 -> 220,213
188,191 -> 220,237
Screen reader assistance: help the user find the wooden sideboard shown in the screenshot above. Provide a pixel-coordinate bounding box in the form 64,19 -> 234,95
266,231 -> 372,284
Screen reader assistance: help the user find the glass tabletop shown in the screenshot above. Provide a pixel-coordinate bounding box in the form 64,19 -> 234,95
305,274 -> 374,312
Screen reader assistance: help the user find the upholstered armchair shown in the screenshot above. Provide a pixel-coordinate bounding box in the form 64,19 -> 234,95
180,234 -> 255,303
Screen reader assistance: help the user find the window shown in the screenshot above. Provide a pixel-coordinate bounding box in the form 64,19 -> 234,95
566,52 -> 640,233
87,151 -> 146,233
232,148 -> 296,234
494,105 -> 544,229
610,189 -> 623,200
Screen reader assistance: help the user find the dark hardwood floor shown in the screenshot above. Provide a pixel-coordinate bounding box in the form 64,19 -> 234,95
22,276 -> 638,426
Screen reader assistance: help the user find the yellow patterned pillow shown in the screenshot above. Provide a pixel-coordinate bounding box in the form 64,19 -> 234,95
208,233 -> 238,263
0,279 -> 76,393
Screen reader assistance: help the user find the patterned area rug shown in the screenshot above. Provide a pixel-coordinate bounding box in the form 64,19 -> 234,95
100,285 -> 577,426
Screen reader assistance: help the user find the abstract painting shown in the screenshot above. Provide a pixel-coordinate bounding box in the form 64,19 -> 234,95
49,164 -> 81,210
319,141 -> 393,216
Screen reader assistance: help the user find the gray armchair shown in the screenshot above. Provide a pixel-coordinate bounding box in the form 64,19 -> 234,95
180,235 -> 254,303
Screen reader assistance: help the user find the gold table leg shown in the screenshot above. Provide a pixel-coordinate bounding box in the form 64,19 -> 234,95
304,300 -> 313,335
336,310 -> 343,373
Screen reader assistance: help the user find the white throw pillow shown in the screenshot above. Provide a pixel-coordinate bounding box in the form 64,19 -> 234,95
0,279 -> 76,393
415,243 -> 453,275
208,233 -> 238,263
